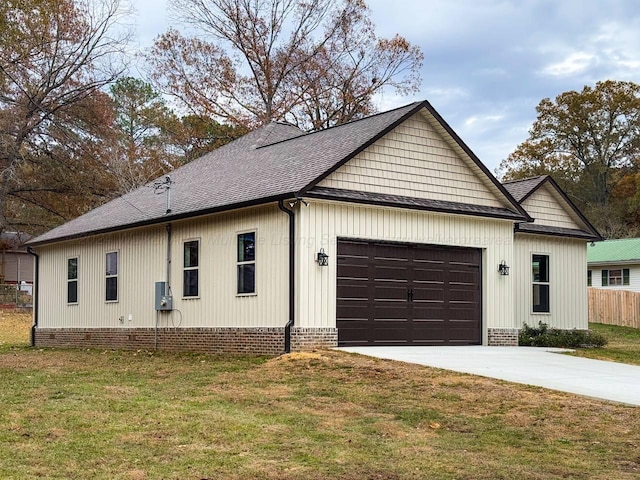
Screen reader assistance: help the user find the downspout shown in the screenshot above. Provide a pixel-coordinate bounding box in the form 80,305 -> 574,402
27,247 -> 39,347
278,199 -> 295,353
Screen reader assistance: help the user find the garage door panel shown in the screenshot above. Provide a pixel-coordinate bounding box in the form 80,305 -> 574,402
337,240 -> 481,346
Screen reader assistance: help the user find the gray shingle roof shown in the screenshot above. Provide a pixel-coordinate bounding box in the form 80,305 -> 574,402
515,223 -> 600,241
502,176 -> 548,202
308,187 -> 526,220
30,101 -> 528,246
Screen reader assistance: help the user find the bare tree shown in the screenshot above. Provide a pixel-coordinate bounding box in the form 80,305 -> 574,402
146,0 -> 423,129
0,0 -> 131,231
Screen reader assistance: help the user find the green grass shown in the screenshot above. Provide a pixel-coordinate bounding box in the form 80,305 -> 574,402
568,323 -> 640,365
2,314 -> 640,478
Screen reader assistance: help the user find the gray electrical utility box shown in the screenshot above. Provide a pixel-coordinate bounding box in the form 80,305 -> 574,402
155,281 -> 173,311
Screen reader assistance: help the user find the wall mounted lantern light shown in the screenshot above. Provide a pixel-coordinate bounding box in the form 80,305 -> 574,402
316,248 -> 329,267
498,260 -> 510,276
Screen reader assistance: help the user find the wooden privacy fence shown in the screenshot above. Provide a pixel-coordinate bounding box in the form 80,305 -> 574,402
588,287 -> 640,328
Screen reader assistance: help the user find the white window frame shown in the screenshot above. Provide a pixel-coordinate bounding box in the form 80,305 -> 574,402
531,253 -> 550,314
105,251 -> 119,303
237,230 -> 257,296
67,256 -> 78,305
183,239 -> 200,299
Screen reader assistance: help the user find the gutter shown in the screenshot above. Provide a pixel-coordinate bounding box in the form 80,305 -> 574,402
277,199 -> 295,354
27,247 -> 39,347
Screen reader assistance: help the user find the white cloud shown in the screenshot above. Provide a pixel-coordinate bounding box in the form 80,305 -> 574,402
539,52 -> 597,77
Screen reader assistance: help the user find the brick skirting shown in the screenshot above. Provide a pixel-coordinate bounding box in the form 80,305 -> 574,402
291,327 -> 338,350
33,326 -> 339,355
487,328 -> 520,346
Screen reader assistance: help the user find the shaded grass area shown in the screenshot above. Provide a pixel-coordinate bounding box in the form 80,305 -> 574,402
568,323 -> 640,366
1,314 -> 639,479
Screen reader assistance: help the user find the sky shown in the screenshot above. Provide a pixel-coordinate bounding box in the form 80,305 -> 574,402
129,0 -> 640,174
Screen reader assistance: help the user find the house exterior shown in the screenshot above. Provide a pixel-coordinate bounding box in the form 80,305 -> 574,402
587,238 -> 640,291
27,101 -> 601,354
0,232 -> 33,284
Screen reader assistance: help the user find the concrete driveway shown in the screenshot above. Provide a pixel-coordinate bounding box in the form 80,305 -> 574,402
337,346 -> 640,406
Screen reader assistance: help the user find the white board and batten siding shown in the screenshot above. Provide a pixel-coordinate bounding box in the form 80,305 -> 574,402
296,199 -> 518,342
317,112 -> 506,209
513,234 -> 588,330
589,265 -> 640,292
36,205 -> 289,330
521,184 -> 581,229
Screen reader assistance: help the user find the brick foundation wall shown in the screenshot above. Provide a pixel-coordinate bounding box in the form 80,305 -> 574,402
34,327 -> 286,355
487,328 -> 519,346
34,326 -> 339,355
290,327 -> 338,350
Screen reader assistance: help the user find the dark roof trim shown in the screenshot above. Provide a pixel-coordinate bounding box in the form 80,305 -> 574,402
28,193 -> 295,247
296,101 -> 427,195
515,223 -> 601,241
307,187 -> 528,221
513,175 -> 603,241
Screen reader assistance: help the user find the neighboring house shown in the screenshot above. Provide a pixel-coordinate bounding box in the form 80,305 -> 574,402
587,238 -> 640,291
0,232 -> 33,284
27,101 -> 601,354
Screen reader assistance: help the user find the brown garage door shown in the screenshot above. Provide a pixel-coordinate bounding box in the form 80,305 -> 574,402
336,239 -> 481,346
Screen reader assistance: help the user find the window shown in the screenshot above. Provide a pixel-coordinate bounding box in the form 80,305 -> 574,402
105,251 -> 118,302
587,270 -> 592,287
67,257 -> 78,304
237,232 -> 255,294
532,254 -> 550,313
601,269 -> 630,286
183,240 -> 199,297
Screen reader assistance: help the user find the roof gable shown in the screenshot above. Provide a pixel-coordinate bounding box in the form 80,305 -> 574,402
316,110 -> 512,209
503,175 -> 602,240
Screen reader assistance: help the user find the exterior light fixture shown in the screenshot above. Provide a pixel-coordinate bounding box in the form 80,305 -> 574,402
498,261 -> 510,276
316,248 -> 329,266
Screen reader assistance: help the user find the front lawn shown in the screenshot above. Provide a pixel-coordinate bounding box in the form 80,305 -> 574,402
568,323 -> 640,366
1,313 -> 639,479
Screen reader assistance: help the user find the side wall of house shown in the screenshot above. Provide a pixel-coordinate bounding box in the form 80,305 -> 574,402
513,234 -> 588,330
295,200 -> 516,344
588,265 -> 640,291
34,205 -> 291,354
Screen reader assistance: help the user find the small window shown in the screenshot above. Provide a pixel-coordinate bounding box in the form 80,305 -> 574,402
67,257 -> 78,304
183,240 -> 199,297
587,270 -> 592,287
105,251 -> 118,302
237,232 -> 256,294
602,269 -> 630,286
532,254 -> 550,313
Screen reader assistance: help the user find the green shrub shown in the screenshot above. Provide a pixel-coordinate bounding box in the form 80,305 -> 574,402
519,322 -> 607,348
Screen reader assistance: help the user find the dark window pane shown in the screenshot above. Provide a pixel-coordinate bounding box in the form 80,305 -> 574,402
67,280 -> 78,304
68,258 -> 78,280
602,270 -> 608,286
184,241 -> 199,268
624,269 -> 630,285
533,284 -> 550,312
183,270 -> 199,297
106,277 -> 118,301
237,264 -> 255,294
532,254 -> 548,282
106,252 -> 118,276
238,233 -> 255,262
587,270 -> 592,287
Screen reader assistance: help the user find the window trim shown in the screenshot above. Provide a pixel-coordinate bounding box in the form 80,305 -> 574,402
601,268 -> 630,287
182,238 -> 200,299
67,256 -> 78,305
531,253 -> 550,314
236,230 -> 257,296
105,250 -> 119,303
